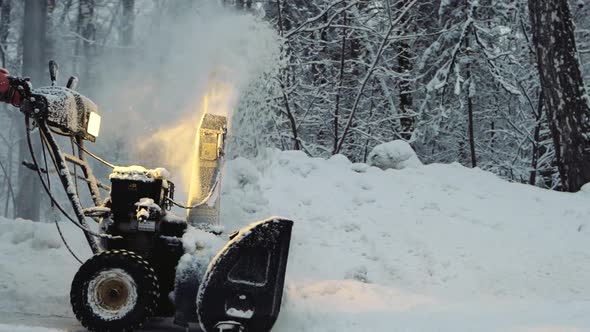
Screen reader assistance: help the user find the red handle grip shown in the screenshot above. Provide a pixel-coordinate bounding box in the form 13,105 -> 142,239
0,68 -> 24,107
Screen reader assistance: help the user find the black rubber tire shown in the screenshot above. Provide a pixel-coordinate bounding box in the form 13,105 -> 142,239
70,250 -> 159,332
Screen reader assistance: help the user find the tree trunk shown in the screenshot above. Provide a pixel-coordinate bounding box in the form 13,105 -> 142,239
1,0 -> 14,217
78,0 -> 95,82
276,0 -> 284,36
333,7 -> 347,154
528,0 -> 590,192
467,85 -> 476,167
16,0 -> 48,221
0,0 -> 10,67
465,32 -> 476,167
280,83 -> 300,150
236,0 -> 252,10
396,2 -> 414,141
121,0 -> 134,46
529,91 -> 544,185
46,0 -> 56,65
398,40 -> 414,141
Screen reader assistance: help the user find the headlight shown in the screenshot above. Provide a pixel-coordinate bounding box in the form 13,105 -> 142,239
87,111 -> 101,138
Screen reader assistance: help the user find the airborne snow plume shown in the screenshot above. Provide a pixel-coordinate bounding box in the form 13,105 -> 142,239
96,2 -> 279,129
88,1 -> 280,185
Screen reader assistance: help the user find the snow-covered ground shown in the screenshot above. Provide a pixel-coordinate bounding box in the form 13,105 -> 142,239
0,325 -> 65,332
1,149 -> 589,331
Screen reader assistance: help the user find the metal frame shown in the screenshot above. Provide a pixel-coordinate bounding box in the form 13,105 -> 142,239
38,121 -> 100,253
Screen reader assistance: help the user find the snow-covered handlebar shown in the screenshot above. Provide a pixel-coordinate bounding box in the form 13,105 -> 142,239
0,68 -> 101,142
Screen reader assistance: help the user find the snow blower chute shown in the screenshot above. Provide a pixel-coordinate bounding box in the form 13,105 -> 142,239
0,62 -> 292,332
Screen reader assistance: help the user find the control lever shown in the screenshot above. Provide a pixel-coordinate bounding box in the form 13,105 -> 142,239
67,76 -> 79,90
49,60 -> 58,86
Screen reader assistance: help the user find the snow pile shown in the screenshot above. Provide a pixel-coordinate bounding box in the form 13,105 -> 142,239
175,226 -> 226,284
1,150 -> 589,331
181,226 -> 226,256
0,218 -> 92,320
222,149 -> 590,331
367,140 -> 422,170
2,219 -> 63,251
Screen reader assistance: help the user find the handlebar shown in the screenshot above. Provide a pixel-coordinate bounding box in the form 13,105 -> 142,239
0,66 -> 100,142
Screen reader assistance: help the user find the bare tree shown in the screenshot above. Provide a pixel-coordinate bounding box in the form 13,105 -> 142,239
15,0 -> 49,221
528,0 -> 590,192
394,1 -> 415,141
120,0 -> 134,46
77,0 -> 95,81
0,0 -> 10,67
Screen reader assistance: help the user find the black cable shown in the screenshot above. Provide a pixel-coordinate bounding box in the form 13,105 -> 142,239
55,218 -> 84,264
38,128 -> 110,238
48,126 -> 114,169
72,140 -> 115,169
26,116 -> 114,240
39,128 -> 120,244
40,133 -> 83,264
165,172 -> 221,209
166,197 -> 199,210
166,197 -> 208,210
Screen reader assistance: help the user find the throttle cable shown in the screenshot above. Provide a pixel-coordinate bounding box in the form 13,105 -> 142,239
40,130 -> 84,264
26,116 -> 115,240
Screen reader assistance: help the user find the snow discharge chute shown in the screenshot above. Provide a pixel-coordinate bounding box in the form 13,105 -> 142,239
0,62 -> 293,332
184,77 -> 234,228
135,75 -> 234,227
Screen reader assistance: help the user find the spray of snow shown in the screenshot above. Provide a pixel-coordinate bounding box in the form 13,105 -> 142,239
89,2 -> 279,201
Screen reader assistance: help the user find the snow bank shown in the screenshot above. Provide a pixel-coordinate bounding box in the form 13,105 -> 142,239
0,218 -> 93,319
176,225 -> 226,284
0,219 -> 63,250
1,150 -> 589,331
222,149 -> 590,331
367,140 -> 422,170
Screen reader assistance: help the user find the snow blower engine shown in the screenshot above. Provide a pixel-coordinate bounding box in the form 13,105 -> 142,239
0,62 -> 293,332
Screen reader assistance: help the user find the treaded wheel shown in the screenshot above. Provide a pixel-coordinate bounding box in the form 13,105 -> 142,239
70,250 -> 159,332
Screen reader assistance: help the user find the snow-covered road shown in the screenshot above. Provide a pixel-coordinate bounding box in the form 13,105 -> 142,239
0,314 -> 188,332
1,150 -> 589,331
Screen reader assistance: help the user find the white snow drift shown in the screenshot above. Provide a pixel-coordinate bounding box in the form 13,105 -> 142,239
367,140 -> 422,170
1,150 -> 589,331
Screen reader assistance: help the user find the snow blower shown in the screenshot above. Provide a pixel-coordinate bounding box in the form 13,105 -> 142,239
0,62 -> 292,332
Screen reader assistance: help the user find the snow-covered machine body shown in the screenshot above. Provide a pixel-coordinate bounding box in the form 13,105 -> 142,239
32,86 -> 101,142
0,62 -> 293,332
